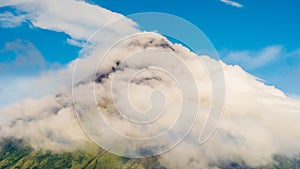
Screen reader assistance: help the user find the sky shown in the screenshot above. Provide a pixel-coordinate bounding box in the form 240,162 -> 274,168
0,0 -> 299,106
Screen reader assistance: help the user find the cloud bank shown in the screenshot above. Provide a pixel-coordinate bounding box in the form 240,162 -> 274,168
1,32 -> 300,169
1,1 -> 300,169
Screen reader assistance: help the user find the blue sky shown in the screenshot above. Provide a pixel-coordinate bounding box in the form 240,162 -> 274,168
0,0 -> 299,106
94,0 -> 300,50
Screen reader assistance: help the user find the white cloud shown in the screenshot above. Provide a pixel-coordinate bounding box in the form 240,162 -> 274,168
0,0 -> 139,106
220,0 -> 243,8
223,45 -> 283,70
0,12 -> 27,28
0,0 -> 138,41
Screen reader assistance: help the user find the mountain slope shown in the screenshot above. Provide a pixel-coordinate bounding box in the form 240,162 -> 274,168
0,138 -> 165,169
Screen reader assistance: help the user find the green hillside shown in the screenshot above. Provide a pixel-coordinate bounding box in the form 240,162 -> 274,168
1,138 -> 300,169
0,138 -> 165,169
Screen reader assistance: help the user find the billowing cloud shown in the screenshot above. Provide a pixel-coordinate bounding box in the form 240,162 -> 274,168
220,0 -> 243,8
1,1 -> 300,169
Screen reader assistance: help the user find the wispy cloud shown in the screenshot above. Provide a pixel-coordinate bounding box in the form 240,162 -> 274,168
0,12 -> 27,28
220,0 -> 243,8
223,45 -> 283,70
0,0 -> 138,42
0,39 -> 63,106
222,46 -> 300,96
0,39 -> 62,75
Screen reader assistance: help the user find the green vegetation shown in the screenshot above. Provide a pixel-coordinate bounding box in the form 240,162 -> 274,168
0,138 -> 165,169
1,138 -> 300,169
